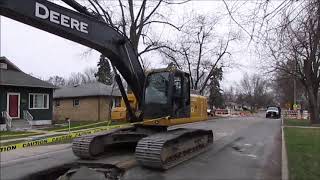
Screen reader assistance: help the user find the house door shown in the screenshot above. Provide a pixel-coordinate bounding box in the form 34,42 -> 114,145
7,93 -> 20,118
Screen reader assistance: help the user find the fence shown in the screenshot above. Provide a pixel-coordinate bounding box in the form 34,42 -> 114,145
283,110 -> 309,119
1,111 -> 12,130
214,109 -> 230,116
23,110 -> 33,128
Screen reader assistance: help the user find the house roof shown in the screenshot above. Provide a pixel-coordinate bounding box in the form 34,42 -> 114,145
0,57 -> 56,89
53,82 -> 122,99
0,56 -> 22,71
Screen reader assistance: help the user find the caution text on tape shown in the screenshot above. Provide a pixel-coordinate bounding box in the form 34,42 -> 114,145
0,124 -> 128,153
0,118 -> 164,153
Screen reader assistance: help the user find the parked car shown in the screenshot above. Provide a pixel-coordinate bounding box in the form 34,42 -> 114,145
266,106 -> 281,118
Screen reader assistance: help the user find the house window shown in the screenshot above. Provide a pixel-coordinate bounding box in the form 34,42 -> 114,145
55,100 -> 60,107
0,63 -> 7,69
73,99 -> 80,107
29,94 -> 49,109
113,98 -> 121,108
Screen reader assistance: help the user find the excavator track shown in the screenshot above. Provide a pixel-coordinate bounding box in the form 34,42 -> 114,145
135,128 -> 213,170
72,127 -> 148,159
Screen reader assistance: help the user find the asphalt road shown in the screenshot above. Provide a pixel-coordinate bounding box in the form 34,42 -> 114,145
124,115 -> 281,180
0,114 -> 281,180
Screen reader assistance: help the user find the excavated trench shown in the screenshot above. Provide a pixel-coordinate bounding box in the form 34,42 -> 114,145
25,162 -> 125,180
25,144 -> 139,180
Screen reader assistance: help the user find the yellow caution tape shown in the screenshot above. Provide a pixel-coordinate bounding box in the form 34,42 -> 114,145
0,124 -> 129,153
0,118 -> 166,153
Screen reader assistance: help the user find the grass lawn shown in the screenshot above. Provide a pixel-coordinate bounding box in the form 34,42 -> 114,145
0,131 -> 37,136
0,131 -> 45,140
42,121 -> 107,131
284,118 -> 313,126
0,132 -> 44,140
284,127 -> 320,180
43,120 -> 126,132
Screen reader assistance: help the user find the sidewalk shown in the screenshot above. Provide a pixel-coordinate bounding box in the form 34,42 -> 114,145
282,126 -> 289,180
283,125 -> 320,129
282,118 -> 289,180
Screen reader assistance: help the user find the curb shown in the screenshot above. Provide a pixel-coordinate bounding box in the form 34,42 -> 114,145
282,117 -> 289,180
283,125 -> 320,129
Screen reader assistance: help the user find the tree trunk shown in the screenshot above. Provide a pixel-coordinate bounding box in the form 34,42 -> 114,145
306,86 -> 320,124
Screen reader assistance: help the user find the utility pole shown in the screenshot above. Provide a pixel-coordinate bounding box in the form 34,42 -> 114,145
293,59 -> 298,109
294,78 -> 296,106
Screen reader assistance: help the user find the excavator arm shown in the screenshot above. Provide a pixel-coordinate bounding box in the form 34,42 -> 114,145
0,0 -> 145,120
0,1 -> 215,171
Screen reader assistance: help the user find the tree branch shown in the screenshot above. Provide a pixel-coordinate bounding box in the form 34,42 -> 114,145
141,20 -> 182,31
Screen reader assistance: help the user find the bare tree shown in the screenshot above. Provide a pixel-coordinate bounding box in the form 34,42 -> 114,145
272,67 -> 307,109
46,75 -> 66,87
82,67 -> 98,84
79,0 -> 188,58
261,0 -> 320,124
66,72 -> 83,86
223,86 -> 237,104
66,67 -> 97,86
159,13 -> 239,94
222,0 -> 319,124
237,73 -> 274,110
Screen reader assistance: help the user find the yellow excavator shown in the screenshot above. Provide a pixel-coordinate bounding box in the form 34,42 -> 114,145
112,92 -> 208,125
0,0 -> 213,170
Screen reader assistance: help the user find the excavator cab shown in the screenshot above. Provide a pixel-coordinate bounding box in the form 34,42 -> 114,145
143,68 -> 191,119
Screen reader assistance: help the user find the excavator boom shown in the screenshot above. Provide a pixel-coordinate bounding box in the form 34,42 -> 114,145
0,0 -> 145,110
0,0 -> 213,174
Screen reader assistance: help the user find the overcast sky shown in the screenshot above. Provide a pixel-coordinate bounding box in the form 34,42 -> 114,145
0,0 -> 260,90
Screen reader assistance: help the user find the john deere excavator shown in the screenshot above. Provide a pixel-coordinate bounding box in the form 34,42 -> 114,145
111,91 -> 209,124
0,0 -> 213,170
